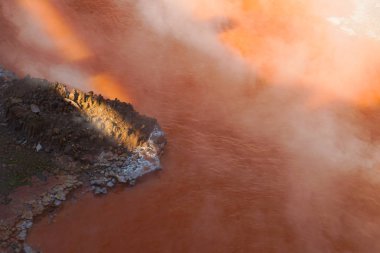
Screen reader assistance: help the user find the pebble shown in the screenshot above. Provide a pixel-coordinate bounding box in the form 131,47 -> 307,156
23,243 -> 38,253
54,200 -> 62,206
106,181 -> 115,188
30,104 -> 40,113
129,179 -> 136,186
36,143 -> 43,152
17,220 -> 33,230
21,211 -> 33,220
90,179 -> 105,186
94,187 -> 107,195
116,175 -> 127,183
17,230 -> 27,241
55,191 -> 66,201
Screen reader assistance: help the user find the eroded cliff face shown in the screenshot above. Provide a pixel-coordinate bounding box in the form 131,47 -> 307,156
0,67 -> 166,252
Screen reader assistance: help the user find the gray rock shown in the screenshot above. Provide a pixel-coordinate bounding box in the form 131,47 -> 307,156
42,194 -> 52,206
90,179 -> 105,186
17,220 -> 33,230
21,210 -> 33,220
55,191 -> 66,201
54,200 -> 62,206
23,243 -> 38,253
94,187 -> 107,195
116,175 -> 127,183
30,104 -> 40,113
17,229 -> 27,241
36,143 -> 42,152
115,161 -> 124,167
106,181 -> 115,188
129,179 -> 136,186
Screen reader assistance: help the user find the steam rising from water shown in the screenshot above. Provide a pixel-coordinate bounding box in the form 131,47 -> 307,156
131,0 -> 380,175
2,0 -> 380,252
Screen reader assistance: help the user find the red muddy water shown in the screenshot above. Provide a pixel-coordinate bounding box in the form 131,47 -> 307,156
2,0 -> 380,252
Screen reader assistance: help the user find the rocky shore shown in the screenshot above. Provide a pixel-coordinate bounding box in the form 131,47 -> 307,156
0,66 -> 166,252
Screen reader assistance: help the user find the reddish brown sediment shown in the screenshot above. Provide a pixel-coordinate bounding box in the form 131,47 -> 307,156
2,1 -> 380,253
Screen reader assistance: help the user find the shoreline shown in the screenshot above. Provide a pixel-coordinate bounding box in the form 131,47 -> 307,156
0,66 -> 166,252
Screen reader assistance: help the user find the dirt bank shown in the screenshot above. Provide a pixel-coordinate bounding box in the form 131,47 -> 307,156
0,66 -> 166,252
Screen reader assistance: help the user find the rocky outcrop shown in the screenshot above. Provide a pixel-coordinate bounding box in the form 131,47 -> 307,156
0,67 -> 166,252
3,75 -> 166,190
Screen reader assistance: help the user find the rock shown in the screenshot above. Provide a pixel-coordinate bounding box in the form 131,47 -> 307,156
21,210 -> 33,220
106,181 -> 115,188
9,97 -> 23,104
11,242 -> 22,253
54,200 -> 62,206
23,243 -> 38,253
30,104 -> 40,113
42,194 -> 52,206
16,138 -> 27,145
31,202 -> 44,215
17,220 -> 33,232
26,221 -> 33,229
99,151 -> 114,161
115,161 -> 124,167
17,230 -> 27,241
115,175 -> 127,183
36,143 -> 42,152
90,179 -> 105,186
55,191 -> 66,201
94,187 -> 107,195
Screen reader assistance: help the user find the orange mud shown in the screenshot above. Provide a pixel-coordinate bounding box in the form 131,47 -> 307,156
1,0 -> 380,252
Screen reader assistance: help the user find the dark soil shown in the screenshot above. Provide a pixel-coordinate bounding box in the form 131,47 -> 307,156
0,124 -> 55,204
0,72 -> 59,205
